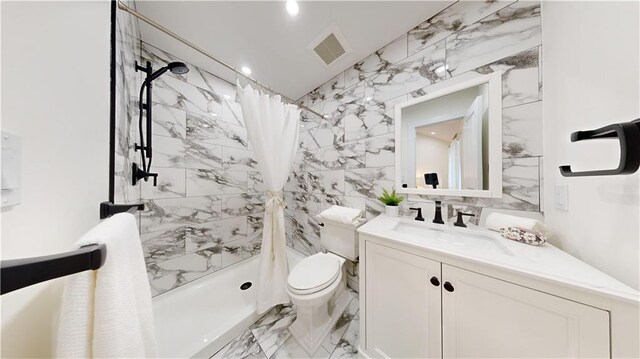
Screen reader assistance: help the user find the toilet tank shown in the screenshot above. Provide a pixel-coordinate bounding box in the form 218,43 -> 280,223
320,218 -> 366,261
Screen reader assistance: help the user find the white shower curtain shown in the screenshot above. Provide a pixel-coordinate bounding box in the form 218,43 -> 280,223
236,82 -> 301,314
448,138 -> 462,190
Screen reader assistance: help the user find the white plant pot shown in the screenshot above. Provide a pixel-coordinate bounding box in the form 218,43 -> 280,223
385,205 -> 399,217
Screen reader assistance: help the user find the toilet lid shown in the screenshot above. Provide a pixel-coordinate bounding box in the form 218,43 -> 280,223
288,253 -> 340,294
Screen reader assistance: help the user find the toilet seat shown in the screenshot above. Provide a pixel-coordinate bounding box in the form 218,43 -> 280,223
288,253 -> 341,295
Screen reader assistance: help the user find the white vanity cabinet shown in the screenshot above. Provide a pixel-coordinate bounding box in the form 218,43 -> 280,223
358,216 -> 640,359
364,242 -> 442,359
441,264 -> 609,358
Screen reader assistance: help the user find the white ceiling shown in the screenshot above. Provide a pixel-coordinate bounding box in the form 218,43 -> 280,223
135,1 -> 453,100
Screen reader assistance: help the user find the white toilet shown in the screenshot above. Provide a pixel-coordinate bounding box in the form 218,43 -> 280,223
286,217 -> 363,355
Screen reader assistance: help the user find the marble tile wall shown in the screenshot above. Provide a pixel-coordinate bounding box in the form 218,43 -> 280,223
286,0 -> 544,289
115,15 -> 265,296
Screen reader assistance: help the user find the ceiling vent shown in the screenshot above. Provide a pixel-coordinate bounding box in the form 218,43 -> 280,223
309,24 -> 351,67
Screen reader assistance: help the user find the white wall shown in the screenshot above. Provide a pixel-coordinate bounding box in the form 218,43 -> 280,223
415,134 -> 449,188
1,1 -> 110,356
542,1 -> 640,290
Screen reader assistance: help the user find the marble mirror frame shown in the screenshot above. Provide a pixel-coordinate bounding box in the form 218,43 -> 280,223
394,72 -> 503,198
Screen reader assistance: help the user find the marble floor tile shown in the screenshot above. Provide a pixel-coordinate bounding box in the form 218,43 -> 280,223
329,312 -> 359,359
250,304 -> 297,358
273,336 -> 331,359
219,290 -> 361,359
211,330 -> 266,359
321,298 -> 359,353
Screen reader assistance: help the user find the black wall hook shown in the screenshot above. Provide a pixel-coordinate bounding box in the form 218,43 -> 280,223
559,119 -> 640,177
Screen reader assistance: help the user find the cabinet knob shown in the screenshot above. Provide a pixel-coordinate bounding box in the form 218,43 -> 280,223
430,276 -> 440,286
443,281 -> 454,292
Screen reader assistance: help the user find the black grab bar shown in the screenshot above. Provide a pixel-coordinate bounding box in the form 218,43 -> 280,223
559,119 -> 640,177
0,244 -> 107,295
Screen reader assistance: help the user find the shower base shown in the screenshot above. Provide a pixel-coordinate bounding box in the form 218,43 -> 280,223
152,248 -> 305,358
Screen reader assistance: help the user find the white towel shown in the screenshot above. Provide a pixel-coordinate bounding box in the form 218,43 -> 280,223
56,213 -> 157,358
318,205 -> 364,225
485,212 -> 550,235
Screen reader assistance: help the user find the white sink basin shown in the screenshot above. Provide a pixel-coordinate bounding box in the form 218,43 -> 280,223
392,220 -> 514,256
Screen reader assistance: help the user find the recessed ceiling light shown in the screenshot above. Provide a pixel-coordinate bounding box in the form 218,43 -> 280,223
241,66 -> 252,75
431,131 -> 436,135
365,97 -> 372,102
286,0 -> 299,16
323,114 -> 329,118
223,94 -> 231,100
210,112 -> 218,117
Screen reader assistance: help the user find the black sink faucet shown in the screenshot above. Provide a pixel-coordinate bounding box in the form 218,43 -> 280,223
453,212 -> 475,228
433,201 -> 444,224
409,207 -> 424,221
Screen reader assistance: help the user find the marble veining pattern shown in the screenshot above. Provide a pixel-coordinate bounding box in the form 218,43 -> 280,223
445,1 -> 542,77
286,0 -> 544,275
213,291 -> 360,359
117,37 -> 265,295
119,0 -> 546,297
407,0 -> 516,56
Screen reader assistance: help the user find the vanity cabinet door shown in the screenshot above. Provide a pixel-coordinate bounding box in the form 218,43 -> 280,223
441,265 -> 610,358
365,242 -> 442,359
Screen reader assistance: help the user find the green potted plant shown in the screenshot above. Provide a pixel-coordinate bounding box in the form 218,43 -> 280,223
377,187 -> 404,217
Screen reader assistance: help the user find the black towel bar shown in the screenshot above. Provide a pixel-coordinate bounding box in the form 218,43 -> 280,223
0,243 -> 107,295
559,119 -> 640,177
100,201 -> 144,219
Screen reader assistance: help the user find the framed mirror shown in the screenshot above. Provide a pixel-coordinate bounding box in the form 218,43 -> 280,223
395,72 -> 503,198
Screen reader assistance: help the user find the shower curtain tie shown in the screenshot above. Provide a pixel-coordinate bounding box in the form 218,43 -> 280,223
265,191 -> 286,260
265,191 -> 286,213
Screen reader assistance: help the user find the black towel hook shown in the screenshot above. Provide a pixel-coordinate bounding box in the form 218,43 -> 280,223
559,119 -> 640,177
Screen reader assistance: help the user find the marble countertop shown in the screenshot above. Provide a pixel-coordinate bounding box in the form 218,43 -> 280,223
358,215 -> 640,304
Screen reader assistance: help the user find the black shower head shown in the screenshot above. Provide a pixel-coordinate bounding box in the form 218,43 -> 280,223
146,62 -> 190,82
167,62 -> 189,75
